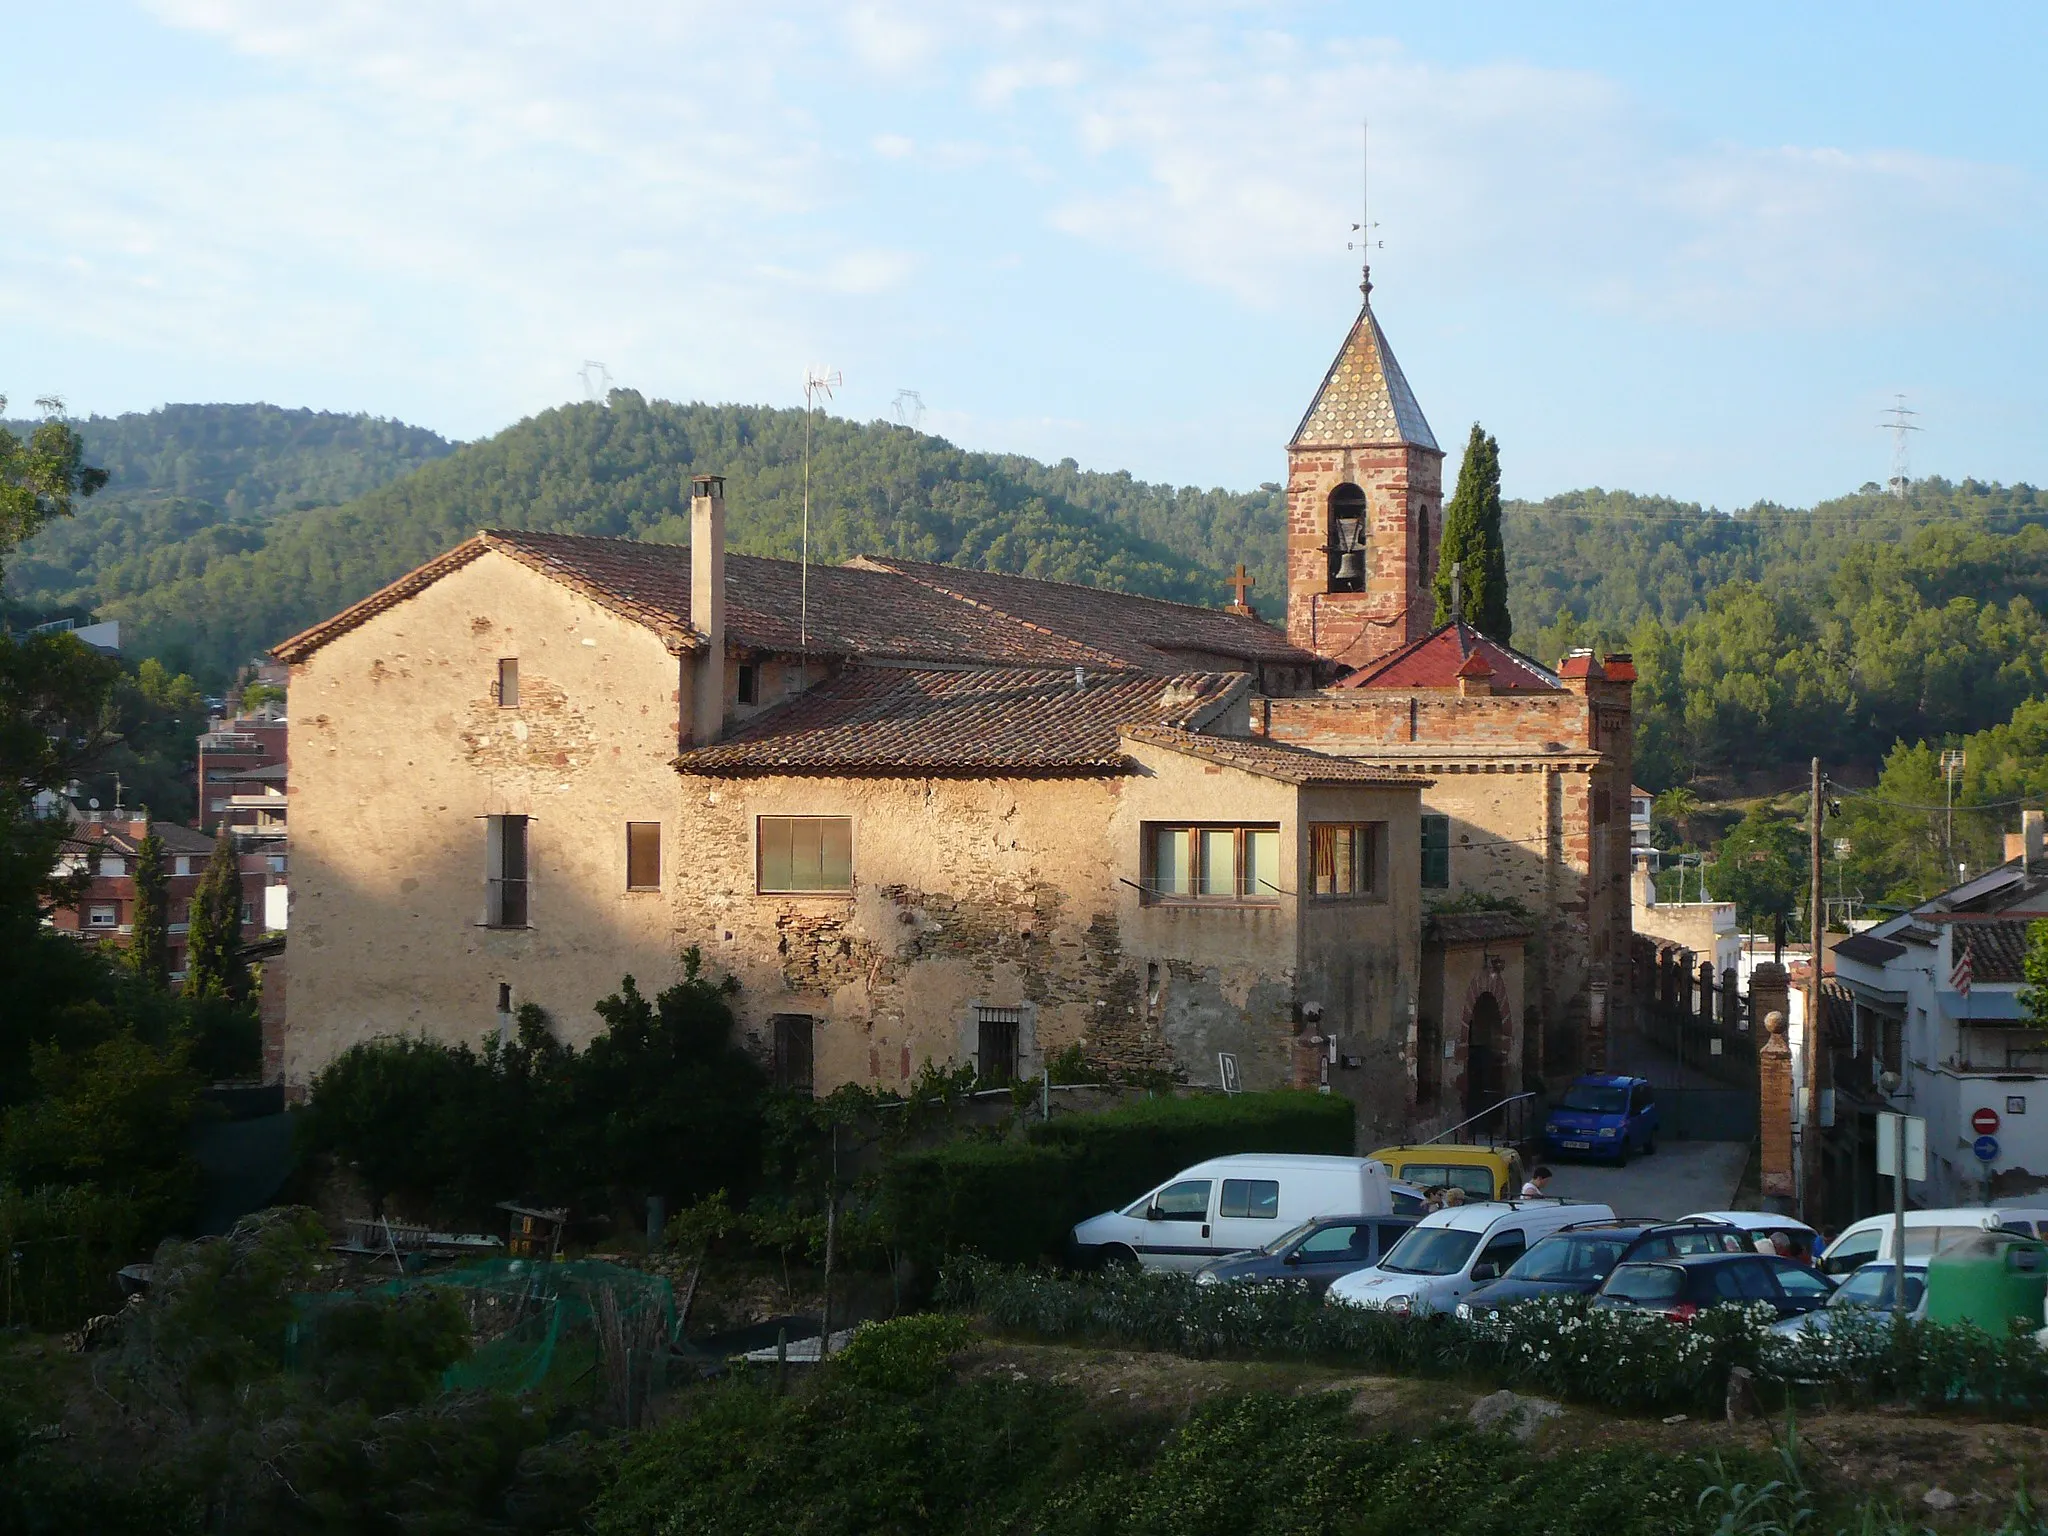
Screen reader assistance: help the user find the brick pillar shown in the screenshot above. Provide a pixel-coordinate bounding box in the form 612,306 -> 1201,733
1697,960 -> 1715,1027
1759,1010 -> 1795,1210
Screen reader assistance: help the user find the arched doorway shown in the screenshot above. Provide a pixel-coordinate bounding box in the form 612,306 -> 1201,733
1466,991 -> 1504,1123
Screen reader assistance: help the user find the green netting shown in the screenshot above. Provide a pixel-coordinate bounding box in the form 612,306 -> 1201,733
291,1258 -> 676,1401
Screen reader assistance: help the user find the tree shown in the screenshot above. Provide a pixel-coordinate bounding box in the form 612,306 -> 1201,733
130,823 -> 170,990
1651,787 -> 1700,849
2023,921 -> 2048,1036
184,828 -> 246,1002
0,395 -> 108,563
1433,423 -> 1510,643
1705,806 -> 1808,930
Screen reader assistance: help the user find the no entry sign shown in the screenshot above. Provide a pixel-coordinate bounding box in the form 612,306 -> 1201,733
1973,1107 -> 2002,1136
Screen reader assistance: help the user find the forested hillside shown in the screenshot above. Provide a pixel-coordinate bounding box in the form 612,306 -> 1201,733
71,393 -> 1279,680
2,403 -> 453,624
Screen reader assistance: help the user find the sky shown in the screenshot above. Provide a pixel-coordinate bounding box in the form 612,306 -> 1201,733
4,2 -> 2045,507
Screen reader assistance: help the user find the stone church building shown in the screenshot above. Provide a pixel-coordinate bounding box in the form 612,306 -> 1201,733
273,274 -> 1632,1144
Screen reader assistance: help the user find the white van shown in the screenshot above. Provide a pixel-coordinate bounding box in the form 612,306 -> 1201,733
1820,1206 -> 2048,1274
1326,1199 -> 1615,1315
1069,1154 -> 1394,1272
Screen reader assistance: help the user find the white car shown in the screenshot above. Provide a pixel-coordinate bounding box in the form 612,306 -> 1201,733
1070,1154 -> 1396,1273
1326,1199 -> 1615,1315
1819,1206 -> 2048,1275
1681,1210 -> 1820,1257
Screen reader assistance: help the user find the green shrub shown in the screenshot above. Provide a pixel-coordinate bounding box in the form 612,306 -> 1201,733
832,1313 -> 976,1395
0,1183 -> 156,1329
880,1090 -> 1354,1265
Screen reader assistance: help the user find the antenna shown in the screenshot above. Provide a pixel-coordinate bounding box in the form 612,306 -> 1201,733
1879,393 -> 1920,498
799,366 -> 843,688
1346,120 -> 1380,296
891,389 -> 926,431
579,361 -> 614,404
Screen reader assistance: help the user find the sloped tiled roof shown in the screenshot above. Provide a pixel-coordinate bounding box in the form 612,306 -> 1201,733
851,556 -> 1312,667
676,666 -> 1247,776
1121,726 -> 1430,786
1949,921 -> 2031,985
1291,298 -> 1440,452
1334,620 -> 1561,694
274,531 -> 1313,674
61,820 -> 219,858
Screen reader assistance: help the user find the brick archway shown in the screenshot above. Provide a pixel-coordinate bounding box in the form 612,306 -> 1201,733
1460,963 -> 1515,1119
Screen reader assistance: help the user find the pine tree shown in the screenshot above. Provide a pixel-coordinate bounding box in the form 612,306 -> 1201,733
184,828 -> 246,1001
129,822 -> 170,990
1433,424 -> 1511,644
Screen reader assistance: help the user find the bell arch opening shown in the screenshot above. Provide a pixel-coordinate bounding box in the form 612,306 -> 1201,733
1326,483 -> 1367,592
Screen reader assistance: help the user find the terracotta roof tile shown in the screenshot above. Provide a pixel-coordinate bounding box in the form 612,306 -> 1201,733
275,531 -> 1314,674
1120,726 -> 1431,786
1951,921 -> 2032,985
677,666 -> 1248,776
1334,620 -> 1561,694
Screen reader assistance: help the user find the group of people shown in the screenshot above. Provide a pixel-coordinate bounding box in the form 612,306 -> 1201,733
1415,1167 -> 1559,1214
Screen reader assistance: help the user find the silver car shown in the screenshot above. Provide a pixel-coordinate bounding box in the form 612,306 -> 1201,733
1770,1260 -> 1927,1336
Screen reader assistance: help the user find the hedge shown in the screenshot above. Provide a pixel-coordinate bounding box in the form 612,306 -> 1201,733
881,1091 -> 1355,1265
945,1260 -> 2048,1419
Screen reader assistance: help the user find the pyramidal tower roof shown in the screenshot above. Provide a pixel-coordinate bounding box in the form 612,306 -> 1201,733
1290,283 -> 1439,453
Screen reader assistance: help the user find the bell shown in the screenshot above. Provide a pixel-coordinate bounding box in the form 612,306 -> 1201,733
1336,550 -> 1364,583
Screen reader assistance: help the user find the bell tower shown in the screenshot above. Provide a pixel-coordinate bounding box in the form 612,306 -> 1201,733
1284,270 -> 1444,668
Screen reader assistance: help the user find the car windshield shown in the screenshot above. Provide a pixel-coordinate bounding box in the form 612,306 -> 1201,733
1510,1233 -> 1631,1282
1381,1227 -> 1482,1276
1833,1265 -> 1926,1310
1261,1219 -> 1321,1256
1560,1084 -> 1628,1115
1603,1263 -> 1684,1303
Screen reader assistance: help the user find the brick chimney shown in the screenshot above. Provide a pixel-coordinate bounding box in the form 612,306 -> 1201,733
1454,650 -> 1493,697
2011,808 -> 2048,872
690,474 -> 726,746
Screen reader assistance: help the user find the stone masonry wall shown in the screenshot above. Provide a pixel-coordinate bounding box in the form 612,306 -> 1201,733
1284,444 -> 1443,671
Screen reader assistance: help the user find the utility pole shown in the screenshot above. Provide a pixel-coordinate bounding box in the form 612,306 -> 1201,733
1802,757 -> 1826,1226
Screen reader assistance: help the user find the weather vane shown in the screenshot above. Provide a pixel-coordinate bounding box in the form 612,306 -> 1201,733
1346,120 -> 1381,295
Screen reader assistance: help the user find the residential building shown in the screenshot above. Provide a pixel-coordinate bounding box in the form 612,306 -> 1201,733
1828,811 -> 2048,1212
199,714 -> 288,838
48,815 -> 275,981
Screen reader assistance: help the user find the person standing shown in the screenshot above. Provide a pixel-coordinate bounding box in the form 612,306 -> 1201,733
1520,1167 -> 1554,1200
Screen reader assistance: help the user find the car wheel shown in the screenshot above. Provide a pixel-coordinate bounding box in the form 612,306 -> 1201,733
1100,1244 -> 1139,1272
1643,1134 -> 1657,1156
1613,1145 -> 1629,1168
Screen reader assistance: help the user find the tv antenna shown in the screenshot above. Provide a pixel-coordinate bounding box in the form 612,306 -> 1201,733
579,361 -> 614,404
799,367 -> 842,687
1346,120 -> 1380,296
1879,394 -> 1920,498
891,389 -> 926,431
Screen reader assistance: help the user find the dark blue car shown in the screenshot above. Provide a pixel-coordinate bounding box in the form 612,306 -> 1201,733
1542,1074 -> 1659,1163
1456,1218 -> 1749,1320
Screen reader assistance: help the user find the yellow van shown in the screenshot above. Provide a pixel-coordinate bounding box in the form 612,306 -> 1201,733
1367,1144 -> 1525,1203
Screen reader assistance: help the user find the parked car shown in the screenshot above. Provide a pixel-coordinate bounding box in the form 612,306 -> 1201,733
1680,1210 -> 1821,1259
1541,1074 -> 1659,1164
1592,1252 -> 1834,1323
1327,1199 -> 1615,1315
1070,1154 -> 1395,1272
1819,1207 -> 2048,1274
1456,1218 -> 1750,1320
1195,1213 -> 1420,1292
1771,1261 -> 1928,1337
1365,1143 -> 1524,1202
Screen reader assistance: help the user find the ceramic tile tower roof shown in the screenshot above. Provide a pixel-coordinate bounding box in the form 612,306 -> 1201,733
1290,294 -> 1439,452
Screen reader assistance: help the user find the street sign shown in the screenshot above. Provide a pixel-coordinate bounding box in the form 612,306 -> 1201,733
1973,1107 -> 2001,1136
1974,1134 -> 2000,1163
1217,1052 -> 1241,1095
1876,1113 -> 1926,1182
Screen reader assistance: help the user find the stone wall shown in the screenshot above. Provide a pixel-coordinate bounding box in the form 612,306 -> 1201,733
282,551 -> 692,1083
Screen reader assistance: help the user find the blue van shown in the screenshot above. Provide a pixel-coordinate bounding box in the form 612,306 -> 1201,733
1542,1074 -> 1659,1164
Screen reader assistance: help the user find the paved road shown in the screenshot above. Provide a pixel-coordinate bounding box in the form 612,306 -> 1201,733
1541,1140 -> 1749,1220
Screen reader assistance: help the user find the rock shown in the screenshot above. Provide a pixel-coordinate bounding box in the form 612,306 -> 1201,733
1468,1390 -> 1563,1442
1923,1488 -> 1959,1513
1662,1413 -> 1689,1425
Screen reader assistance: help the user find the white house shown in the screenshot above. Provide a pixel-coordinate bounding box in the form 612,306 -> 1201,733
1830,812 -> 2048,1206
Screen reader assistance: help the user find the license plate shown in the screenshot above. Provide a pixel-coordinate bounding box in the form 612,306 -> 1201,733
1563,1141 -> 1590,1150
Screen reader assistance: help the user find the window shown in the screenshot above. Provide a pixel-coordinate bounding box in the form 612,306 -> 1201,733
1219,1179 -> 1280,1219
976,1006 -> 1021,1087
268,855 -> 287,874
1310,822 -> 1381,898
1326,483 -> 1367,591
1475,1229 -> 1526,1273
1298,1223 -> 1368,1258
1821,1229 -> 1880,1276
497,658 -> 520,707
772,1015 -> 815,1095
1902,1225 -> 1981,1260
737,664 -> 758,705
626,822 -> 662,890
486,814 -> 530,927
757,816 -> 853,894
1396,1163 -> 1496,1200
1144,824 -> 1280,901
1420,814 -> 1451,889
88,904 -> 118,928
1769,1261 -> 1833,1300
1151,1180 -> 1211,1221
174,856 -> 193,877
240,902 -> 255,924
497,983 -> 512,1012
98,856 -> 124,877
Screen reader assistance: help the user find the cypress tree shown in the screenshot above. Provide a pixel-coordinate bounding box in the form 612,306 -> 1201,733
1433,424 -> 1512,644
129,822 -> 170,991
184,828 -> 246,1001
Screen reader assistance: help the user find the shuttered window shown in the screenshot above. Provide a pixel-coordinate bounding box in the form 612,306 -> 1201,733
757,816 -> 853,893
626,822 -> 662,890
1421,814 -> 1451,889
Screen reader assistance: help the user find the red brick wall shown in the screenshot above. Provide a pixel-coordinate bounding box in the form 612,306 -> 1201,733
1284,443 -> 1443,668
